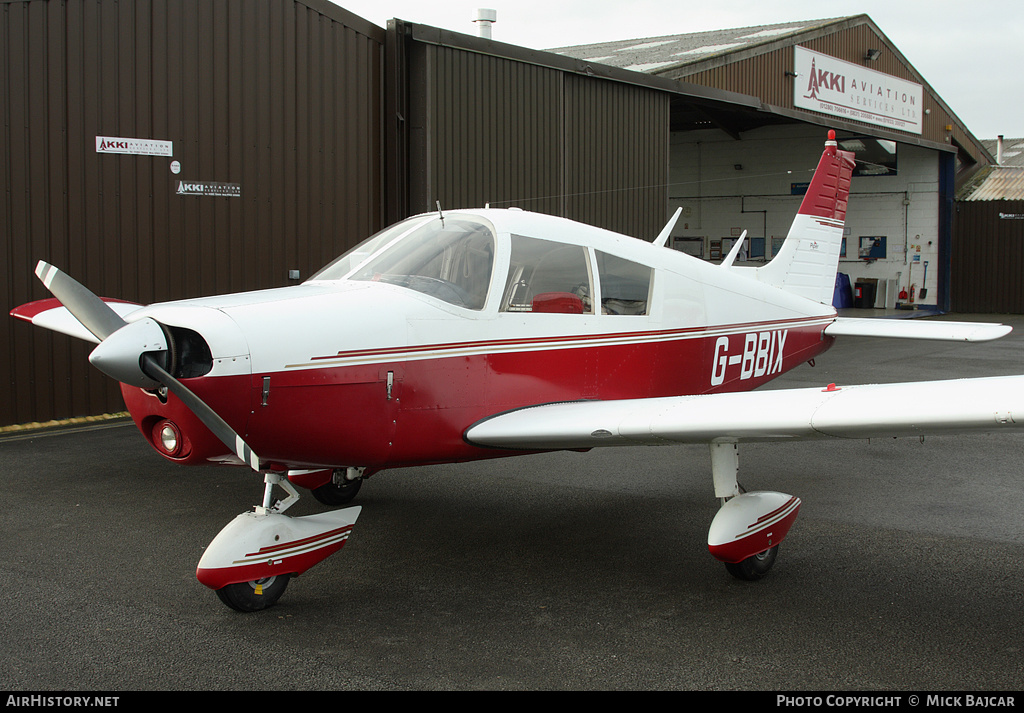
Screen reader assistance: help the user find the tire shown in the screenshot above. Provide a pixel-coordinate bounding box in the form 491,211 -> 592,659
215,575 -> 290,612
724,545 -> 779,581
311,476 -> 362,506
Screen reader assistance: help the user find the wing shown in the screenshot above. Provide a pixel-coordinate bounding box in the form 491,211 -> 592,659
10,297 -> 143,343
464,375 -> 1024,450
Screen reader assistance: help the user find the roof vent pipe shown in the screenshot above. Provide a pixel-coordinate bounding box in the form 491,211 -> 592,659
997,135 -> 1004,165
474,9 -> 497,39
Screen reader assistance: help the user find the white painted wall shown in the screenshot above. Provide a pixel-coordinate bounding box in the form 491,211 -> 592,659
667,124 -> 941,307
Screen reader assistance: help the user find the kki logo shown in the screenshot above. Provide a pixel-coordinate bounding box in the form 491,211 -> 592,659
710,330 -> 788,387
803,57 -> 846,100
98,138 -> 129,152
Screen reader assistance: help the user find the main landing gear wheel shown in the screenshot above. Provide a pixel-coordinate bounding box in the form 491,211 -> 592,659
215,575 -> 291,612
311,476 -> 362,506
724,545 -> 779,581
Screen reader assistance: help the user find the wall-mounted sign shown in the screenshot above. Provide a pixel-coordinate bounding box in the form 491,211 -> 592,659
793,46 -> 923,135
176,180 -> 241,197
859,235 -> 887,260
96,136 -> 173,156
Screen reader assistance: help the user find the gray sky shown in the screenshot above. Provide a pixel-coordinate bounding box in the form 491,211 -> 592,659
335,0 -> 1022,141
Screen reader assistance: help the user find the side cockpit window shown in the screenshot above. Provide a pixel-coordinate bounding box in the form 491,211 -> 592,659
595,251 -> 652,315
501,236 -> 594,314
348,217 -> 494,310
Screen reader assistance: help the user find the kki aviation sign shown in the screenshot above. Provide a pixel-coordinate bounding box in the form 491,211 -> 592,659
96,136 -> 173,156
793,46 -> 923,135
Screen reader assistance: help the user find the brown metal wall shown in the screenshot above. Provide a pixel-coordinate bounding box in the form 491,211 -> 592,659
407,36 -> 670,240
564,75 -> 669,238
411,43 -> 566,219
951,201 -> 1024,313
1,0 -> 384,426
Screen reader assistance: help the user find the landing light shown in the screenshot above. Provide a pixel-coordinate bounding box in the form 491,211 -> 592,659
156,420 -> 181,456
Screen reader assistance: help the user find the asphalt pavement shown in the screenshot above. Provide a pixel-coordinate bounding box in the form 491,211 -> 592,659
2,312 -> 1023,691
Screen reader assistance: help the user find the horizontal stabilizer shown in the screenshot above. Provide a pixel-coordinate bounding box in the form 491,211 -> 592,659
465,375 -> 1024,450
825,317 -> 1011,342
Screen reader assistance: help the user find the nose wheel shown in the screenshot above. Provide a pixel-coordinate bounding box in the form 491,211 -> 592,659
216,575 -> 291,612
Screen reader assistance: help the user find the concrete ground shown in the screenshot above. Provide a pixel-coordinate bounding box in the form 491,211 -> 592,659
1,313 -> 1022,691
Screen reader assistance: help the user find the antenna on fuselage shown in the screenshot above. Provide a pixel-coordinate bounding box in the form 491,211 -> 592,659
653,208 -> 682,248
436,200 -> 445,226
720,230 -> 748,268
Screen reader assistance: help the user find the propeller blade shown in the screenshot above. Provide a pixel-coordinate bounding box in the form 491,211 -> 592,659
141,354 -> 263,472
34,261 -> 127,341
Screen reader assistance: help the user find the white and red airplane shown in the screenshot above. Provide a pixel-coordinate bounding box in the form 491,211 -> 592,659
11,131 -> 1023,611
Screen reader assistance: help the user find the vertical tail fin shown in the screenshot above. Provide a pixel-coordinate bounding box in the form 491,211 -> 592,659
756,131 -> 856,304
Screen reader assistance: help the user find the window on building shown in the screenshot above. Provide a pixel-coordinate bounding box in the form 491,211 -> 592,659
838,137 -> 897,176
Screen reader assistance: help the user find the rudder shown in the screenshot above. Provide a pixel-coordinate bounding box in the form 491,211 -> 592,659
756,131 -> 856,304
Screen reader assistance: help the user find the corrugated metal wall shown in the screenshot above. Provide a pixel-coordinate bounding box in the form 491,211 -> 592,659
1,0 -> 384,426
951,200 -> 1024,313
564,75 -> 669,238
411,43 -> 566,219
406,31 -> 670,240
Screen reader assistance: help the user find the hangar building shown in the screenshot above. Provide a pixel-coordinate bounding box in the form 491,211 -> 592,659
552,16 -> 992,311
0,2 -> 995,427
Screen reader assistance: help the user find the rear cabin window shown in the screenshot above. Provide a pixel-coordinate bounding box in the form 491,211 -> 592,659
501,236 -> 594,314
595,251 -> 652,315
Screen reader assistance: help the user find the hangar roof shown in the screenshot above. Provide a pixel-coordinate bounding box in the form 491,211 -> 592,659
549,18 -> 841,74
982,138 -> 1024,168
957,166 -> 1024,201
958,139 -> 1024,200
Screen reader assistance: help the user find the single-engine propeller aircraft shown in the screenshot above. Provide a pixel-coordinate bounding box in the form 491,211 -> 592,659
11,131 -> 1024,611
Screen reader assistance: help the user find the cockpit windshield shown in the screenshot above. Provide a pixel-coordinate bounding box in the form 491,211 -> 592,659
348,216 -> 495,310
308,216 -> 428,282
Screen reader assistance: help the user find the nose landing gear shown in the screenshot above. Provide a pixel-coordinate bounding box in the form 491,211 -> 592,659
197,472 -> 361,612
